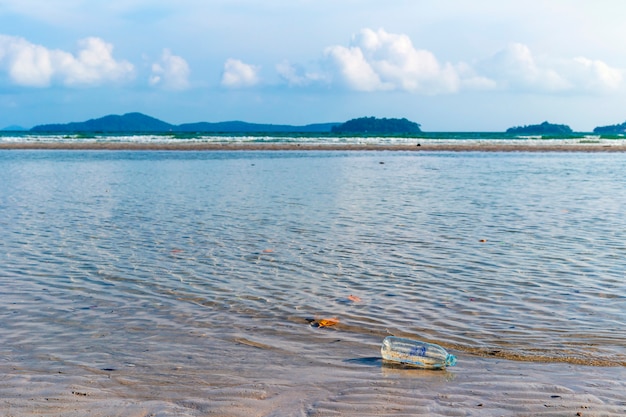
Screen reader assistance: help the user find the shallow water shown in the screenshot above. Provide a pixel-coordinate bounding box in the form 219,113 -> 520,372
1,150 -> 625,402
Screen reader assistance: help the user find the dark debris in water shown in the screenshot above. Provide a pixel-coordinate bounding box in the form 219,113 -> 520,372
306,317 -> 339,328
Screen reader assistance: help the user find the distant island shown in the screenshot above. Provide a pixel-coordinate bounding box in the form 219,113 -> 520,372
592,121 -> 626,135
1,125 -> 27,131
506,121 -> 573,135
15,112 -> 626,135
28,113 -> 425,135
332,117 -> 421,135
30,112 -> 340,134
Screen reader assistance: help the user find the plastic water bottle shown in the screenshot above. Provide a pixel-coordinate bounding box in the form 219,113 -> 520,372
381,336 -> 457,369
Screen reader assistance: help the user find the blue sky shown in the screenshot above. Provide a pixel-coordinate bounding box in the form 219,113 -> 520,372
1,0 -> 626,131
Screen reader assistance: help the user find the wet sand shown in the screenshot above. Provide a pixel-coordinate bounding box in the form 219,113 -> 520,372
1,141 -> 626,152
1,354 -> 624,416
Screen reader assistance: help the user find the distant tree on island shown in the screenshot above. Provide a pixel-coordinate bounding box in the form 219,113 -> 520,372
331,117 -> 422,135
506,121 -> 573,135
593,121 -> 626,134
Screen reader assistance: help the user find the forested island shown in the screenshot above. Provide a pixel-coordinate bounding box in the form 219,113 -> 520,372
506,121 -> 573,135
331,117 -> 422,135
593,121 -> 626,134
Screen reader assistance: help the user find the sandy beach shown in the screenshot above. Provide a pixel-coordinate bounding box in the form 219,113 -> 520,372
2,141 -> 626,152
1,353 -> 624,417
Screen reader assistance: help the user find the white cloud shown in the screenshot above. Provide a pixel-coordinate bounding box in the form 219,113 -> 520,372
323,28 -> 461,94
60,37 -> 135,86
0,35 -> 54,87
149,49 -> 190,90
276,60 -> 325,87
220,58 -> 259,88
454,62 -> 497,90
478,42 -> 623,93
478,43 -> 570,92
273,29 -> 623,96
570,57 -> 623,92
325,44 -> 384,91
0,35 -> 134,87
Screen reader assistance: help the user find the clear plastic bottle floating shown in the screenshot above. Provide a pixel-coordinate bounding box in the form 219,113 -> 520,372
381,336 -> 457,369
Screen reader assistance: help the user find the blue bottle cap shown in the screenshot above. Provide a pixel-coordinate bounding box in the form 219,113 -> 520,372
446,353 -> 457,367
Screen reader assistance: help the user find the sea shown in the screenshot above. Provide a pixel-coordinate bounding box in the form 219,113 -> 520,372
0,133 -> 625,415
2,130 -> 626,147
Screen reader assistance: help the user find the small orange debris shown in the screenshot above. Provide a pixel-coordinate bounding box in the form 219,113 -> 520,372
347,295 -> 362,303
317,317 -> 339,328
479,239 -> 487,243
262,249 -> 274,253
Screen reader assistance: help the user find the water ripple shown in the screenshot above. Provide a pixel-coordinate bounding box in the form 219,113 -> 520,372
0,150 -> 625,370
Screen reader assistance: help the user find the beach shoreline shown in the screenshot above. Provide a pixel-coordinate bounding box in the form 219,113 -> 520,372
1,354 -> 624,416
2,141 -> 626,152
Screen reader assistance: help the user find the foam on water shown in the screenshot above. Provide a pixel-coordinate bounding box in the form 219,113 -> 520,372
2,131 -> 626,147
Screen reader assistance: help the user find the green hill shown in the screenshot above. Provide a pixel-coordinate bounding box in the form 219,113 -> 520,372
506,121 -> 573,135
331,117 -> 422,135
30,112 -> 339,134
593,121 -> 626,134
1,125 -> 27,131
31,112 -> 174,133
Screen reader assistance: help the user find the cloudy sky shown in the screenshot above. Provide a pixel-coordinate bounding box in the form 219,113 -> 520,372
1,0 -> 626,131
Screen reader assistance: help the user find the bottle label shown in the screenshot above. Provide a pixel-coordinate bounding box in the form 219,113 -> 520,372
409,345 -> 427,357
